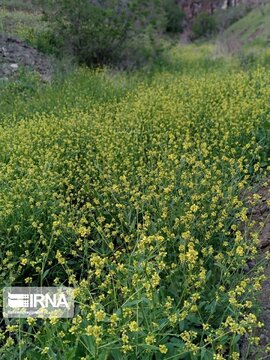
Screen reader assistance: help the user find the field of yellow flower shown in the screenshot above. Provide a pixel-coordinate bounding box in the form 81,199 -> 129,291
0,46 -> 270,359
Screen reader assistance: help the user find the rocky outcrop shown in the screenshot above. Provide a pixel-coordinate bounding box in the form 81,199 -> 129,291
0,35 -> 52,81
180,1 -> 222,20
179,0 -> 259,20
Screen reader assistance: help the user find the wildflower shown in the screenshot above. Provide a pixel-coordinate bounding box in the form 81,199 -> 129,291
145,334 -> 156,345
190,204 -> 199,212
41,347 -> 49,355
159,344 -> 168,354
55,250 -> 65,265
129,321 -> 140,332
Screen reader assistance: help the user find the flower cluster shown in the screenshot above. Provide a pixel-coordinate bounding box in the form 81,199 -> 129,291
0,46 -> 269,359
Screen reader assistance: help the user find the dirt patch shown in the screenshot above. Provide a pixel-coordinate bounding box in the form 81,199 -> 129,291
239,28 -> 249,37
248,27 -> 265,42
246,178 -> 270,250
241,177 -> 270,359
0,34 -> 52,81
180,29 -> 191,44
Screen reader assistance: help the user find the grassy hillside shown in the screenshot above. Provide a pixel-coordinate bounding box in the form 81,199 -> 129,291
221,3 -> 270,51
0,5 -> 53,55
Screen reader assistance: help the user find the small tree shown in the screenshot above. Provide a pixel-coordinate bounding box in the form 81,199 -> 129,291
191,12 -> 218,39
38,0 -> 165,66
163,0 -> 186,33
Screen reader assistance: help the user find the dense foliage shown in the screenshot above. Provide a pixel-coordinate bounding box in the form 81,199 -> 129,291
0,46 -> 270,359
37,0 -> 167,67
164,0 -> 186,33
191,12 -> 218,39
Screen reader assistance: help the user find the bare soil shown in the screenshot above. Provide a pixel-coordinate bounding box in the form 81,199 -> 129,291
241,177 -> 270,359
248,27 -> 265,41
0,34 -> 52,81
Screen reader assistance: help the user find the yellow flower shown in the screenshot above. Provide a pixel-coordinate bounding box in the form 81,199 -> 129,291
145,334 -> 156,345
95,310 -> 106,322
190,204 -> 199,212
129,321 -> 140,332
55,250 -> 65,265
236,246 -> 244,257
41,347 -> 49,355
159,344 -> 168,354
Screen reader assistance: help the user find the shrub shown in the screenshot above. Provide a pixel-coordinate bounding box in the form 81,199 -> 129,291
16,25 -> 58,55
33,28 -> 58,55
191,12 -> 218,40
163,0 -> 185,33
38,0 -> 165,67
118,28 -> 170,70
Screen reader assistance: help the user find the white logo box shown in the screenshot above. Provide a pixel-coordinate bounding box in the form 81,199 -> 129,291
3,287 -> 74,318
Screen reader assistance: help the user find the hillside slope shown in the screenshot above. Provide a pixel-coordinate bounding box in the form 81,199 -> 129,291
221,3 -> 270,51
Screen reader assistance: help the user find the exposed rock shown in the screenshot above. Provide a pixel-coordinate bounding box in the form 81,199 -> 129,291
10,63 -> 18,69
0,35 -> 52,81
179,0 -> 262,21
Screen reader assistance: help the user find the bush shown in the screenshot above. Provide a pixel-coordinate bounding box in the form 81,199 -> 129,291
38,0 -> 165,67
191,12 -> 218,40
33,28 -> 58,55
16,25 -> 58,55
163,0 -> 185,33
118,29 -> 170,70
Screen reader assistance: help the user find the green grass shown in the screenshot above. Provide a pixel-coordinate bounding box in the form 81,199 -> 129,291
221,3 -> 270,50
0,5 -> 56,54
0,44 -> 270,359
0,7 -> 43,35
0,0 -> 36,13
0,44 -> 238,123
0,4 -> 270,359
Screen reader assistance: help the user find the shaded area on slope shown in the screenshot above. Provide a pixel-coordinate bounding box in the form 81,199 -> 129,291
219,2 -> 270,53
